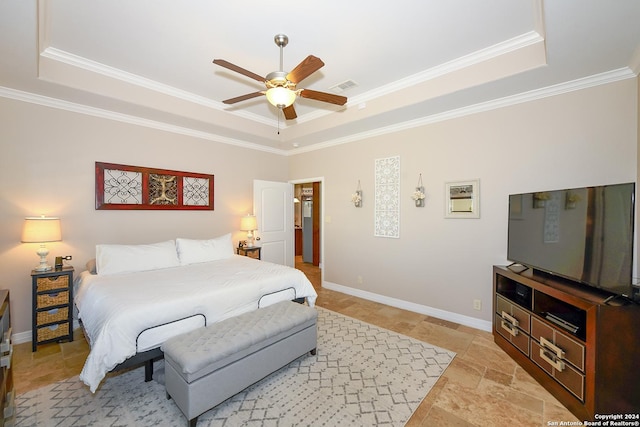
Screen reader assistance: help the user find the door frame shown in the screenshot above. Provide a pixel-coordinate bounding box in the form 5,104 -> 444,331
290,176 -> 324,282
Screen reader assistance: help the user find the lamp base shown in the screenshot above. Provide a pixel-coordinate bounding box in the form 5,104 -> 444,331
34,263 -> 53,272
245,231 -> 254,248
35,245 -> 52,271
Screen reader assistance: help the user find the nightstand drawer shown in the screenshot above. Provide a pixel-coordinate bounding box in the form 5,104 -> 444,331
37,322 -> 70,342
237,246 -> 261,260
37,307 -> 69,325
36,275 -> 70,292
36,291 -> 69,309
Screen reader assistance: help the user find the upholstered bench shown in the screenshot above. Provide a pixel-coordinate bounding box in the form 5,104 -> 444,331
162,301 -> 318,427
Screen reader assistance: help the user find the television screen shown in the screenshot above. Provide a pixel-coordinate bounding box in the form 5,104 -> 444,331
507,182 -> 636,299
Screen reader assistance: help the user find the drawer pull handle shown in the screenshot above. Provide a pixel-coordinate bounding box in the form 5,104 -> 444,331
541,337 -> 565,359
501,320 -> 519,337
501,311 -> 519,327
540,348 -> 565,372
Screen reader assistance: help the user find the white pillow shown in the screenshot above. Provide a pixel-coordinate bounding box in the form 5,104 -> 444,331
176,233 -> 234,265
96,240 -> 180,275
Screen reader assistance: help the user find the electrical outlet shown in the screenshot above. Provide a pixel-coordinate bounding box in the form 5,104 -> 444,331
357,275 -> 363,284
473,299 -> 482,311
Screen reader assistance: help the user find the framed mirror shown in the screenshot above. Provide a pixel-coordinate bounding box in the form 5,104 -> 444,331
445,180 -> 480,218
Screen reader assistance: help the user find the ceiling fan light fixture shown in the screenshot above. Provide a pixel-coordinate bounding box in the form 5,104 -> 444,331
266,86 -> 296,108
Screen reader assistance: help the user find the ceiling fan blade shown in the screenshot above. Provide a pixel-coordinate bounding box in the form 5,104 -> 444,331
286,55 -> 325,84
282,104 -> 297,120
222,91 -> 264,104
213,59 -> 265,83
300,89 -> 347,106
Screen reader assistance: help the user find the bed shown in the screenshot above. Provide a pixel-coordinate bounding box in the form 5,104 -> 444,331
74,235 -> 317,393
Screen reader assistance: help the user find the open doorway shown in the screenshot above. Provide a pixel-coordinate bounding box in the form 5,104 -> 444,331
293,179 -> 322,288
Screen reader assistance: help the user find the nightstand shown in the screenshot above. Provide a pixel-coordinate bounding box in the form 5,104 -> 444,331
236,246 -> 261,260
31,266 -> 74,352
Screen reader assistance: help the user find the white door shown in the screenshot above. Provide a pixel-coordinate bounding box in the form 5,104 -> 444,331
253,180 -> 294,266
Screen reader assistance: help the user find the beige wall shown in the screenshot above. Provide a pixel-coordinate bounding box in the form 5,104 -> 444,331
1,77 -> 638,339
289,78 -> 638,326
0,98 -> 288,336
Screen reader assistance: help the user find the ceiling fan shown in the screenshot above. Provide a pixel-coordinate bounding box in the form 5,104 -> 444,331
213,34 -> 347,120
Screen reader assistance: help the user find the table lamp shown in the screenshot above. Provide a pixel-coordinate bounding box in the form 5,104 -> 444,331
240,214 -> 257,248
21,216 -> 62,271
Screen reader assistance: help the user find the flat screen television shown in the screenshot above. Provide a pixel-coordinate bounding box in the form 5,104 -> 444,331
507,182 -> 638,302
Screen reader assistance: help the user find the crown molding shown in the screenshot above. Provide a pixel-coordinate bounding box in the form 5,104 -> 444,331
40,47 -> 278,128
39,27 -> 543,130
0,86 -> 287,156
292,30 -> 545,127
288,67 -> 636,155
349,31 -> 544,107
2,66 -> 633,158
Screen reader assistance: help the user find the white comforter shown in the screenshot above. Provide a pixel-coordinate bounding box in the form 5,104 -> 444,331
75,255 -> 317,392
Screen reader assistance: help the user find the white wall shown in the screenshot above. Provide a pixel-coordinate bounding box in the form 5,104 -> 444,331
289,78 -> 638,327
0,98 -> 289,337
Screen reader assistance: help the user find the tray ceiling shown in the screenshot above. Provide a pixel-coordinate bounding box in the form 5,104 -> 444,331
1,0 -> 639,154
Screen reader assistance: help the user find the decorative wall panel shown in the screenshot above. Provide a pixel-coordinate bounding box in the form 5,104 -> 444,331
95,162 -> 214,210
374,156 -> 400,238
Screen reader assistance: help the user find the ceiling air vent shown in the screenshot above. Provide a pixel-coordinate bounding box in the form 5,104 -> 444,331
329,79 -> 358,94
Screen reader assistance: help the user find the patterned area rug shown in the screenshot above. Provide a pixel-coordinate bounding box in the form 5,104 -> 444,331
16,308 -> 455,426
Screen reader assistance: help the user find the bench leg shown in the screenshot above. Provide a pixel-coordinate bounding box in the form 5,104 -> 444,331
189,416 -> 198,427
310,348 -> 317,356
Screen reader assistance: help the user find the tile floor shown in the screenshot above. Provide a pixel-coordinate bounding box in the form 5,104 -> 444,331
14,259 -> 580,426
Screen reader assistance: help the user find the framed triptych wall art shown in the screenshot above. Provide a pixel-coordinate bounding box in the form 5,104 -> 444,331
95,162 -> 214,210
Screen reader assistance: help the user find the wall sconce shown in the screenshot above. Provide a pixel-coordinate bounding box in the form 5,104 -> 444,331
351,180 -> 362,207
21,216 -> 62,271
411,174 -> 425,207
240,214 -> 258,247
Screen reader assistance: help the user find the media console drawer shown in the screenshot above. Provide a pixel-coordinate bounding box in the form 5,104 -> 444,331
531,339 -> 584,401
531,317 -> 584,372
496,294 -> 530,334
495,313 -> 530,356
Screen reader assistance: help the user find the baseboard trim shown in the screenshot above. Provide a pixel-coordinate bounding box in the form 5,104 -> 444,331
13,289 -> 493,343
322,281 -> 492,332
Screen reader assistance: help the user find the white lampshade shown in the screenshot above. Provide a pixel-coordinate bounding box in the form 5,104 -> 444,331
265,87 -> 296,108
21,216 -> 62,271
21,216 -> 62,243
240,215 -> 257,231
